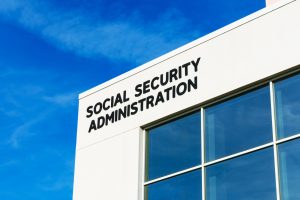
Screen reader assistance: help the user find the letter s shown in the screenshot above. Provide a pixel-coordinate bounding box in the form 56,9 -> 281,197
135,84 -> 142,97
86,106 -> 93,118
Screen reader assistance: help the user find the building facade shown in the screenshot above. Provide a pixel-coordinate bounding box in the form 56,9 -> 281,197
73,0 -> 300,199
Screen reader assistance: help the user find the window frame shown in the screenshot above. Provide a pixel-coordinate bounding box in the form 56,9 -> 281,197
141,67 -> 300,200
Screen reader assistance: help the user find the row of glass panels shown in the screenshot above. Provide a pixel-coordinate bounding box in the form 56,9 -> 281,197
145,73 -> 300,200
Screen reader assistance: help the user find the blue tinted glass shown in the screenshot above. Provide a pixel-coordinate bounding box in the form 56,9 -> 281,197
206,148 -> 276,200
146,170 -> 201,200
278,139 -> 300,200
146,112 -> 201,181
205,86 -> 272,161
275,74 -> 300,139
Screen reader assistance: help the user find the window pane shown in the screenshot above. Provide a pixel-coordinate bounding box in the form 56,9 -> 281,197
278,139 -> 300,200
275,74 -> 300,139
206,148 -> 276,200
205,86 -> 273,161
146,112 -> 201,181
146,169 -> 202,200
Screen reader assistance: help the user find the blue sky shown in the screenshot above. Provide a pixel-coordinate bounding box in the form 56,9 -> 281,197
0,0 -> 265,199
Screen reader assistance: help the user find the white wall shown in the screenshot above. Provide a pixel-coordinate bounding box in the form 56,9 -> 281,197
73,0 -> 300,199
73,128 -> 141,200
266,0 -> 281,6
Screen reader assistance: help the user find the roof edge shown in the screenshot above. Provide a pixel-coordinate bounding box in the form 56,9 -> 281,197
79,0 -> 294,100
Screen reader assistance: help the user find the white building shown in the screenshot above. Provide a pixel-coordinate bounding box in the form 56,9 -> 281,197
73,0 -> 300,199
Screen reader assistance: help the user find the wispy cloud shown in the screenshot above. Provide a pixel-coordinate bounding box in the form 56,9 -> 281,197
38,176 -> 72,192
0,0 -> 199,63
37,153 -> 74,192
0,66 -> 78,149
0,107 -> 20,117
8,115 -> 43,148
42,92 -> 78,107
0,159 -> 18,168
4,89 -> 77,148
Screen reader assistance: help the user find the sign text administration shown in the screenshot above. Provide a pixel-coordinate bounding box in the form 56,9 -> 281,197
86,57 -> 201,133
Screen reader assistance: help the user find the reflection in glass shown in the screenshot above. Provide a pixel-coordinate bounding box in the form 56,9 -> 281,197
275,74 -> 300,139
146,169 -> 201,200
206,148 -> 276,200
146,112 -> 201,181
278,139 -> 300,200
205,86 -> 273,161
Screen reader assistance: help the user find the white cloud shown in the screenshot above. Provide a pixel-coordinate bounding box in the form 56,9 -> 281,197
37,158 -> 74,192
0,0 -> 200,63
8,118 -> 40,148
6,103 -> 49,149
0,0 -> 20,12
0,107 -> 20,117
39,179 -> 70,191
42,92 -> 78,106
0,159 -> 18,168
0,67 -> 78,148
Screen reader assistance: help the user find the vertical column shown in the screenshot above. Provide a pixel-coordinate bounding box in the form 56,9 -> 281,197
270,82 -> 281,200
201,108 -> 206,200
139,129 -> 146,200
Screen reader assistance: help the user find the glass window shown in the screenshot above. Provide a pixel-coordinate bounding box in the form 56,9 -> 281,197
146,112 -> 201,181
206,148 -> 276,200
205,86 -> 273,161
274,74 -> 300,139
146,169 -> 202,200
278,139 -> 300,200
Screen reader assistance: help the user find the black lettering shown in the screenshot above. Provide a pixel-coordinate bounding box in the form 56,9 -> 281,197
118,107 -> 127,121
178,66 -> 182,79
155,92 -> 165,105
177,82 -> 187,96
138,98 -> 146,111
88,120 -> 97,133
86,106 -> 93,118
97,116 -> 105,129
114,93 -> 122,107
114,109 -> 119,122
181,62 -> 190,76
123,90 -> 130,102
188,76 -> 198,92
164,87 -> 173,101
94,102 -> 102,114
191,57 -> 201,72
143,80 -> 151,94
135,84 -> 143,97
111,95 -> 114,108
160,72 -> 169,86
146,95 -> 155,109
103,98 -> 110,110
172,85 -> 176,98
151,77 -> 159,90
131,102 -> 138,115
126,104 -> 131,117
105,112 -> 115,125
169,68 -> 178,82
